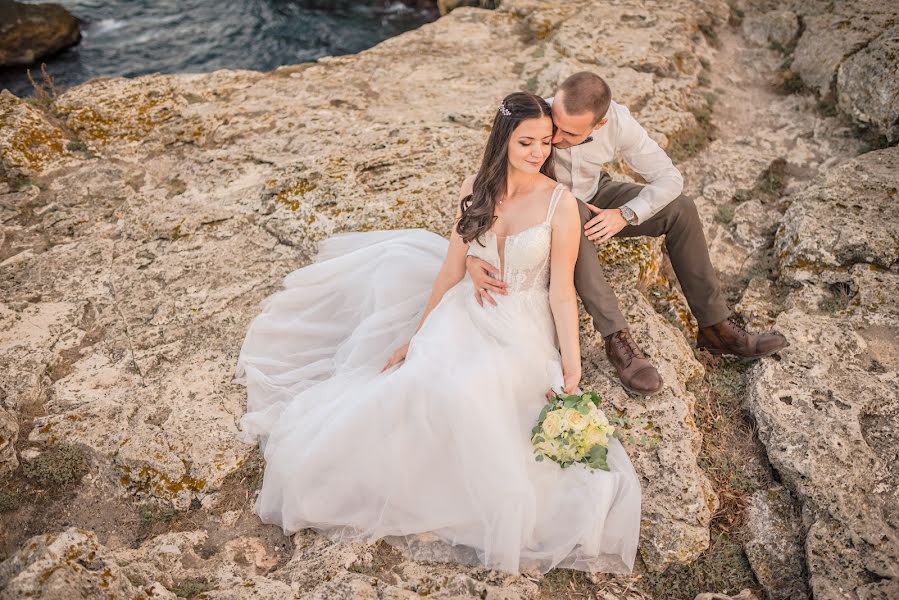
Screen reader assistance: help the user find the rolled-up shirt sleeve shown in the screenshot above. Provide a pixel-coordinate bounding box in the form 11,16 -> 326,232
616,105 -> 684,225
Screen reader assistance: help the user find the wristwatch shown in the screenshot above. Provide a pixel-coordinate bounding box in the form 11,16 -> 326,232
619,205 -> 638,226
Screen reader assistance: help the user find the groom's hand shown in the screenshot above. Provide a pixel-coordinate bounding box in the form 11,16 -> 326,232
584,205 -> 627,244
466,256 -> 508,307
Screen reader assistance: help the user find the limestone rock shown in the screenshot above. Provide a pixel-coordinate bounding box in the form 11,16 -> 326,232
593,290 -> 716,571
0,405 -> 17,476
741,10 -> 799,49
0,528 -> 138,600
0,0 -> 81,68
836,25 -> 899,143
790,1 -> 896,96
744,487 -> 810,599
774,146 -> 899,285
0,90 -> 73,178
747,145 -> 899,599
438,0 -> 497,17
788,1 -> 899,141
694,591 -> 759,600
0,0 -> 727,573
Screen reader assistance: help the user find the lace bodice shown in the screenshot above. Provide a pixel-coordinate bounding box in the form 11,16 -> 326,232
467,183 -> 564,294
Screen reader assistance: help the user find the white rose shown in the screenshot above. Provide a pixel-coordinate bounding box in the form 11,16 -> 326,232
584,427 -> 608,448
542,412 -> 563,439
564,408 -> 589,432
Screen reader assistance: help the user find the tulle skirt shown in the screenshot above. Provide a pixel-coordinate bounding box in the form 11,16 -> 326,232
233,228 -> 641,575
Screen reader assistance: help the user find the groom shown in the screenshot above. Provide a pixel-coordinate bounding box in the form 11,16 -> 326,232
467,71 -> 787,396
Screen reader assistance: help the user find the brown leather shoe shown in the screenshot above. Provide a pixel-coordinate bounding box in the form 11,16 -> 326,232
604,328 -> 663,397
697,316 -> 788,359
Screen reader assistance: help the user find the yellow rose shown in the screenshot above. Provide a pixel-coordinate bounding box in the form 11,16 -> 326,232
542,412 -> 563,438
584,427 -> 608,448
564,408 -> 589,432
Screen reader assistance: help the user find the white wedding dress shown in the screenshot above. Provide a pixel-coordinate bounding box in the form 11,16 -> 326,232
233,183 -> 641,575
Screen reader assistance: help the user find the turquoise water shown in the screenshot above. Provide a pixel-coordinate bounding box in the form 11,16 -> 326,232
1,0 -> 437,97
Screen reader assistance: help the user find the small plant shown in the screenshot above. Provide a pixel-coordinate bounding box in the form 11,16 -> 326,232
819,281 -> 852,314
26,63 -> 63,108
22,443 -> 89,487
139,503 -> 177,528
780,70 -> 804,94
716,204 -> 736,224
170,578 -> 209,598
239,448 -> 264,492
0,490 -> 19,513
732,188 -> 751,203
757,158 -> 787,197
726,0 -> 744,27
738,250 -> 775,285
668,98 -> 716,162
816,97 -> 838,117
66,141 -> 88,152
699,22 -> 721,49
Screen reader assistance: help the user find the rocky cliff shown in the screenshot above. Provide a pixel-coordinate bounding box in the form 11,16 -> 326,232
0,0 -> 896,598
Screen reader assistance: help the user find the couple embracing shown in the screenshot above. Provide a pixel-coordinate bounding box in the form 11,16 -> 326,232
233,72 -> 786,575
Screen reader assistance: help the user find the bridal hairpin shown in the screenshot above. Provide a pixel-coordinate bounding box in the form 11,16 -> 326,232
498,102 -> 512,116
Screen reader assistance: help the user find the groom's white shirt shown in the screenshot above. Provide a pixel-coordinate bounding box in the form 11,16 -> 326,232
545,97 -> 684,225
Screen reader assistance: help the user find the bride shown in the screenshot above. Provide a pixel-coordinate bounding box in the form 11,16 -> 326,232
233,92 -> 641,575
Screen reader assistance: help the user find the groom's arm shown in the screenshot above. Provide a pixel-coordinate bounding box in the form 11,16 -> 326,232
615,104 -> 684,225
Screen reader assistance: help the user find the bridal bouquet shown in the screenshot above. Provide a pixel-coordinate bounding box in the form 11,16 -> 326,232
531,390 -> 616,471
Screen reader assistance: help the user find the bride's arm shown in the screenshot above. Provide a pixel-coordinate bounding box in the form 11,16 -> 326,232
548,189 -> 583,393
382,177 -> 473,371
413,177 -> 473,333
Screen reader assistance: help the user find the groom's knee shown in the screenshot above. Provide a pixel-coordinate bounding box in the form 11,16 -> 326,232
577,200 -> 593,225
663,194 -> 700,233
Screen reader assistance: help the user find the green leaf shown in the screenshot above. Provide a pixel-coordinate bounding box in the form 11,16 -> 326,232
533,436 -> 545,444
587,444 -> 610,471
535,454 -> 544,462
576,403 -> 591,415
532,425 -> 542,434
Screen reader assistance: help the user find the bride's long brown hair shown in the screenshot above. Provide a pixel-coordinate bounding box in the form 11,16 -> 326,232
456,92 -> 556,246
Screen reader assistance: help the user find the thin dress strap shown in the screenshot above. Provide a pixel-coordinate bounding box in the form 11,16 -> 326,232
544,183 -> 565,224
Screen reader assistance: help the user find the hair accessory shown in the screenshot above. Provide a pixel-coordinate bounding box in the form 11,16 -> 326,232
498,102 -> 512,116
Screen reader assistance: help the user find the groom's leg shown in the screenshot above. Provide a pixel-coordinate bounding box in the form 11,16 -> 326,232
574,200 -> 629,337
591,178 -> 731,327
577,178 -> 663,396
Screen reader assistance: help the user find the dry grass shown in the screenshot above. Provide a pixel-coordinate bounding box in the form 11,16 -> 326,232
210,448 -> 264,515
668,99 -> 717,163
25,63 -> 64,109
537,569 -> 602,599
690,352 -> 768,533
637,352 -> 771,598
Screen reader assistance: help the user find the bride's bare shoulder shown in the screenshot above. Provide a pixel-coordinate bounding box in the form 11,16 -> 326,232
459,175 -> 476,197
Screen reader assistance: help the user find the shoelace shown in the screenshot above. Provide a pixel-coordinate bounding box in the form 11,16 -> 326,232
727,316 -> 750,338
614,331 -> 645,364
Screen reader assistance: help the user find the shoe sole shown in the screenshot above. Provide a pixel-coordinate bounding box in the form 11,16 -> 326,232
698,346 -> 786,360
621,383 -> 663,398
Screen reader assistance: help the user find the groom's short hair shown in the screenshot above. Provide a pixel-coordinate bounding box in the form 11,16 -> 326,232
558,72 -> 612,124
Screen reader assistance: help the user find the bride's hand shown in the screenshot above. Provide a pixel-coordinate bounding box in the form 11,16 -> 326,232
382,342 -> 410,372
562,367 -> 581,394
545,366 -> 582,400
